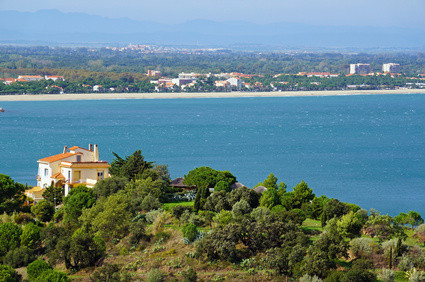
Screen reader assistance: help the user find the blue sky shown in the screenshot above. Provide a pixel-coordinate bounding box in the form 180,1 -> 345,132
1,0 -> 424,27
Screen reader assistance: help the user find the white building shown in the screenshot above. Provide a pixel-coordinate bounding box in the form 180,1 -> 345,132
350,64 -> 371,75
382,63 -> 401,73
25,144 -> 110,203
226,77 -> 242,89
45,75 -> 65,81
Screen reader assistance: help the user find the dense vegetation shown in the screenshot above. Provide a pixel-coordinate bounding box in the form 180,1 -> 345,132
1,152 -> 425,281
1,46 -> 425,94
1,46 -> 425,76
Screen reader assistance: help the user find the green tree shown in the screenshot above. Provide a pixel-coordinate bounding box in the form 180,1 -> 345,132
63,186 -> 96,224
182,223 -> 198,242
140,194 -> 161,212
259,187 -> 281,209
232,199 -> 252,218
0,174 -> 25,214
336,211 -> 363,239
31,200 -> 55,222
20,223 -> 41,249
0,264 -> 21,282
93,176 -> 129,198
110,150 -> 153,181
407,211 -> 424,230
321,199 -> 350,226
27,259 -> 52,281
34,269 -> 70,282
214,181 -> 232,193
42,185 -> 64,206
80,193 -> 132,241
256,173 -> 286,192
0,222 -> 22,256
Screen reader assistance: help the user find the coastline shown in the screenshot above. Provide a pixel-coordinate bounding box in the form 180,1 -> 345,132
0,89 -> 424,101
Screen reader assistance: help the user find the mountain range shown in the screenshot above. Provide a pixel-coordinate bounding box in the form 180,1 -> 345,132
1,9 -> 424,49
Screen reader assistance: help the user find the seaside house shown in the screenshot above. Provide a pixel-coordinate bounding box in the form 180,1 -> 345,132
25,144 -> 110,203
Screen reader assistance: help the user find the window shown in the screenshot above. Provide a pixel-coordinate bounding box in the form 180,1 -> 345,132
97,171 -> 104,180
44,168 -> 49,176
68,171 -> 71,180
76,155 -> 82,162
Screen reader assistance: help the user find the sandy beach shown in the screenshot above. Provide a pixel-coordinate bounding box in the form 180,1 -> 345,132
0,89 -> 424,101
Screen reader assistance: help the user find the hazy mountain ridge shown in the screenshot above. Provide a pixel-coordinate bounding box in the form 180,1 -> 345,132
1,9 -> 424,48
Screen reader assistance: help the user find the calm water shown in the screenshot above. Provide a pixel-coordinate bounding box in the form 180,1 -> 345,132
1,94 -> 424,216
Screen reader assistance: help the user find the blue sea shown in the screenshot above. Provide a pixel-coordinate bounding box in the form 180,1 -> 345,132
1,94 -> 424,216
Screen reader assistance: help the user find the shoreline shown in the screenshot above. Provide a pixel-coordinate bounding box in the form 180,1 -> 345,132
0,89 -> 424,101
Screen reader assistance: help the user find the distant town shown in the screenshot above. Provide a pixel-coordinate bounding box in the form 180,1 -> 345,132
1,62 -> 425,95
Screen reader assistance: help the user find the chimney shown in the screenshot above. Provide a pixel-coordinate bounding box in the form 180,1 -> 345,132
94,144 -> 99,162
63,146 -> 67,154
89,144 -> 93,151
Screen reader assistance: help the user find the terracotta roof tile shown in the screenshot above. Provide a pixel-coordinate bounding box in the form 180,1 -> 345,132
38,152 -> 75,163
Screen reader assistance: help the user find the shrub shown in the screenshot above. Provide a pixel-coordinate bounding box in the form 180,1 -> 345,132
299,274 -> 323,282
231,199 -> 252,218
146,268 -> 165,282
378,268 -> 395,282
34,269 -> 70,282
13,212 -> 34,224
129,220 -> 146,244
140,194 -> 161,212
214,181 -> 232,193
350,237 -> 375,258
5,246 -> 35,268
250,206 -> 271,221
0,222 -> 22,257
31,200 -> 55,222
382,239 -> 398,259
182,266 -> 198,282
398,254 -> 413,271
20,223 -> 42,249
146,209 -> 163,224
92,264 -> 121,282
182,223 -> 198,242
0,264 -> 21,281
27,259 -> 52,280
213,210 -> 233,226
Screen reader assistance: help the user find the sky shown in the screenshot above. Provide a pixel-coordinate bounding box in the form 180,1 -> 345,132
0,0 -> 424,27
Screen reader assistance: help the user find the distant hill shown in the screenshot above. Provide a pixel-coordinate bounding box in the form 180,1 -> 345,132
0,9 -> 424,49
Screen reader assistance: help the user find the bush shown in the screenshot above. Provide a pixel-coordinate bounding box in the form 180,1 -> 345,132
5,246 -> 35,268
214,181 -> 232,193
0,222 -> 22,257
213,210 -> 233,226
250,206 -> 271,221
299,274 -> 323,282
20,223 -> 42,249
13,212 -> 34,224
398,254 -> 412,271
231,199 -> 252,218
27,259 -> 52,280
0,264 -> 21,281
182,266 -> 198,282
140,194 -> 162,212
129,220 -> 146,244
146,268 -> 165,282
93,176 -> 129,198
378,268 -> 395,282
31,200 -> 55,222
34,269 -> 70,282
350,237 -> 375,258
182,223 -> 198,242
92,264 -> 121,282
145,209 -> 164,224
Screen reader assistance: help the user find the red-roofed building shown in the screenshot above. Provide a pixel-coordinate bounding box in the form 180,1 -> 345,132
27,144 -> 110,202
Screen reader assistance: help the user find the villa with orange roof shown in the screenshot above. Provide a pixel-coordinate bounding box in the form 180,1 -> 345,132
25,144 -> 110,203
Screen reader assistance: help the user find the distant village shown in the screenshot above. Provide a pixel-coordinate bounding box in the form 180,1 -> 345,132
1,62 -> 425,94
